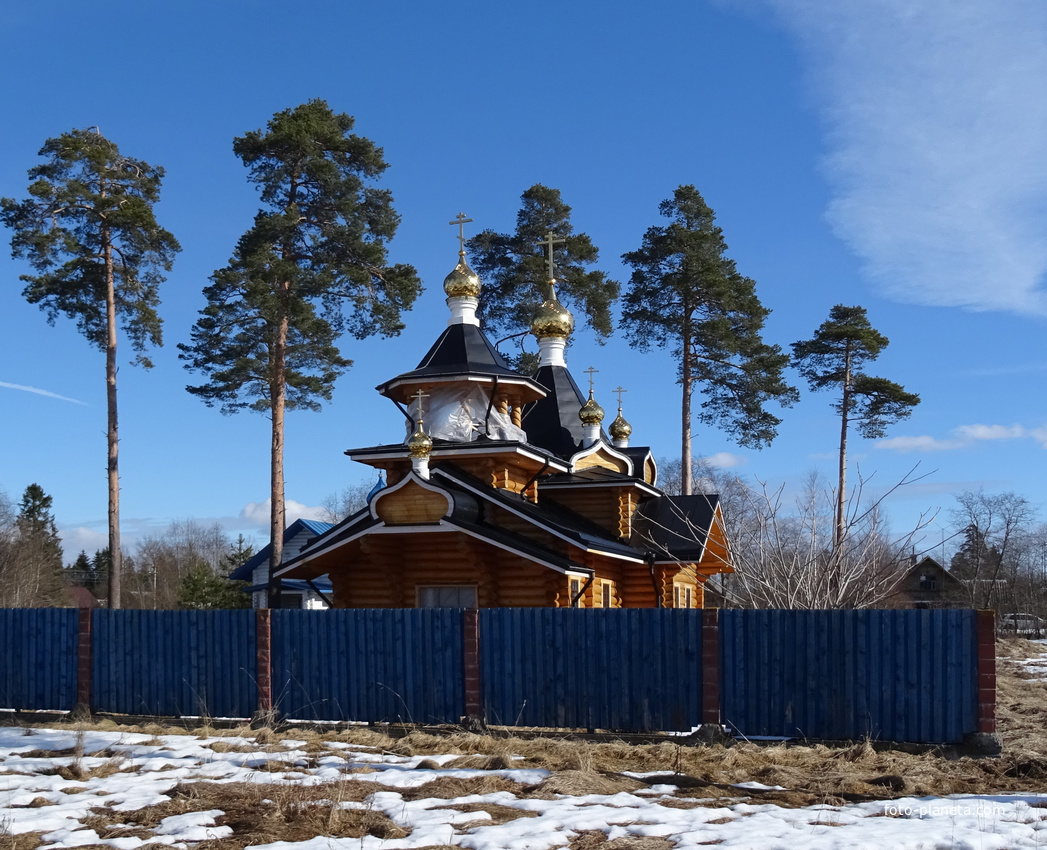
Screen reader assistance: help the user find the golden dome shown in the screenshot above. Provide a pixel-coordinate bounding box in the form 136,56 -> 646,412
407,425 -> 433,459
443,252 -> 482,298
609,411 -> 632,441
579,390 -> 605,425
531,290 -> 575,339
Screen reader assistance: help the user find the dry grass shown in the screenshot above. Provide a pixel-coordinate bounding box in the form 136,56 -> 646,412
568,830 -> 677,849
5,636 -> 1045,847
82,779 -> 407,849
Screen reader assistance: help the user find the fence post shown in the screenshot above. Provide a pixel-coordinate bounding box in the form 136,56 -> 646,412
75,608 -> 93,715
255,609 -> 273,721
462,608 -> 483,728
701,607 -> 721,727
976,609 -> 996,733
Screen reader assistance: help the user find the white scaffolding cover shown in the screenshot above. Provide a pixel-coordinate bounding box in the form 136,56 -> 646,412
405,385 -> 526,443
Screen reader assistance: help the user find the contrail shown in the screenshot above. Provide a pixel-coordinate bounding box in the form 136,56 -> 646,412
0,381 -> 88,406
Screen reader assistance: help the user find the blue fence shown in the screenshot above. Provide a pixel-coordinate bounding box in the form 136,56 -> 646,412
0,607 -> 987,743
92,610 -> 257,717
0,608 -> 77,711
720,609 -> 978,744
480,608 -> 704,731
272,608 -> 464,723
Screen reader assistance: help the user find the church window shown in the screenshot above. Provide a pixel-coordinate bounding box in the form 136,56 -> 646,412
417,585 -> 478,608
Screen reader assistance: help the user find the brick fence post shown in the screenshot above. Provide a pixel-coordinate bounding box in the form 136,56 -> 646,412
75,608 -> 93,715
976,609 -> 996,733
462,609 -> 483,726
256,609 -> 273,719
701,608 -> 721,726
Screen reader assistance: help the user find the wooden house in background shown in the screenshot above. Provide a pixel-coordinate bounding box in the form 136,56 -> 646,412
276,230 -> 734,608
887,555 -> 968,609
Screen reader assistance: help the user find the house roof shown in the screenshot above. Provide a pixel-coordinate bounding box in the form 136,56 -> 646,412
631,495 -> 720,562
229,518 -> 334,581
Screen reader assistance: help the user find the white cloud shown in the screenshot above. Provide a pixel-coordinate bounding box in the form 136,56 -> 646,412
705,452 -> 747,469
0,381 -> 87,405
877,422 -> 1042,451
58,526 -> 107,560
240,498 -> 326,526
763,0 -> 1047,315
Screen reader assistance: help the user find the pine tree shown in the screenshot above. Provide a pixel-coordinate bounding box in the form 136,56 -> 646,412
1,129 -> 180,608
179,100 -> 420,606
177,559 -> 250,610
792,305 -> 920,551
621,185 -> 796,494
467,184 -> 619,366
5,484 -> 66,606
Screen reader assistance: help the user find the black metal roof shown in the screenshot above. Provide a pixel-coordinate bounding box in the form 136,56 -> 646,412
376,323 -> 544,397
630,494 -> 720,561
433,465 -> 641,560
521,364 -> 609,458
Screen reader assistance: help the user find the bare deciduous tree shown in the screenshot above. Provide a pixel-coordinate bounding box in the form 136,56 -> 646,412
652,459 -> 933,609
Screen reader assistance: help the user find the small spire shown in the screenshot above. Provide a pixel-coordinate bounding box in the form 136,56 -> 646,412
579,367 -> 605,449
407,389 -> 433,478
609,385 -> 632,448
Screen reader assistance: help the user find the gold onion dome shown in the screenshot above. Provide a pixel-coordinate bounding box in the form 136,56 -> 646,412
609,410 -> 632,442
407,424 -> 433,459
531,291 -> 575,339
579,390 -> 605,426
443,252 -> 482,298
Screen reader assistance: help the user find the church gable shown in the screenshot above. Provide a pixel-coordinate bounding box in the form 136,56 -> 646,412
370,474 -> 452,524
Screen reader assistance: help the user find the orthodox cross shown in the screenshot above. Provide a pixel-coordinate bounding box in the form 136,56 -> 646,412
538,231 -> 566,282
449,212 -> 473,253
614,386 -> 627,409
412,388 -> 430,424
583,366 -> 599,394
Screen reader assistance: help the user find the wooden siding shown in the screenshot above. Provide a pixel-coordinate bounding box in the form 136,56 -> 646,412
372,480 -> 450,524
327,530 -> 566,608
573,447 -> 629,474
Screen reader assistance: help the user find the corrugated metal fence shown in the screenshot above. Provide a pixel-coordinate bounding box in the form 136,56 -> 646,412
480,608 -> 704,731
0,608 -> 78,711
720,609 -> 979,743
92,610 -> 257,717
0,608 -> 991,743
272,608 -> 463,723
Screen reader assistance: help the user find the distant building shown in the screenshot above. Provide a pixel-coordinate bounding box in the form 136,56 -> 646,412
228,518 -> 333,609
887,555 -> 968,609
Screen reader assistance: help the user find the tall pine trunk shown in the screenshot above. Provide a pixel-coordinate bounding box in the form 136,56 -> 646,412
102,221 -> 122,609
680,314 -> 693,496
834,345 -> 853,553
267,309 -> 288,608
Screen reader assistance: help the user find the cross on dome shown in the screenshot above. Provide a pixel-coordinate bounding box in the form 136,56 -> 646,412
449,212 -> 473,254
412,388 -> 430,420
614,386 -> 627,408
583,366 -> 599,394
538,231 -> 566,283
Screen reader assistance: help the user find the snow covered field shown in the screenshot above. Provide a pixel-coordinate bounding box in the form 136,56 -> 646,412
2,725 -> 1047,850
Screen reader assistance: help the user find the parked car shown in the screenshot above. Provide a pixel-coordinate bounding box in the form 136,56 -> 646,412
999,613 -> 1045,637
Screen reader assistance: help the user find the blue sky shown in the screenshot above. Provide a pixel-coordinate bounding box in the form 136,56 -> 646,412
2,0 -> 1046,561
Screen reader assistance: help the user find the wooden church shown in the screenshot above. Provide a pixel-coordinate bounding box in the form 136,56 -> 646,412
276,222 -> 733,608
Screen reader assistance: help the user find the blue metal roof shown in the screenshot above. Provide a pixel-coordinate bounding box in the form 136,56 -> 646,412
229,518 -> 335,581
